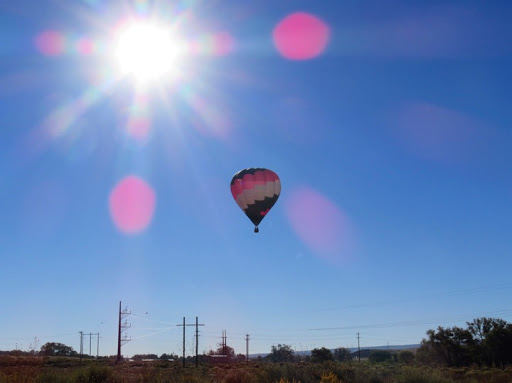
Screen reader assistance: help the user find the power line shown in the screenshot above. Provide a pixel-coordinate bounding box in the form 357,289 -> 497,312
307,308 -> 512,331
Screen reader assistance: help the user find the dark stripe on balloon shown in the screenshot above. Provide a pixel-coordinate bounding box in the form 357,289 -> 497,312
243,194 -> 279,226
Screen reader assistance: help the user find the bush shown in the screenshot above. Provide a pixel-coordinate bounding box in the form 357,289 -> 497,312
398,351 -> 415,365
320,371 -> 341,383
394,367 -> 454,383
368,351 -> 393,364
37,371 -> 69,383
73,366 -> 116,383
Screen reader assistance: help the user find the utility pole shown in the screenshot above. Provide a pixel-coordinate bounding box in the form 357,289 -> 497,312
177,317 -> 204,368
82,333 -> 100,357
245,334 -> 250,363
357,333 -> 361,362
116,301 -> 131,363
222,330 -> 227,356
79,331 -> 83,365
195,317 -> 203,367
117,301 -> 121,362
182,317 -> 185,367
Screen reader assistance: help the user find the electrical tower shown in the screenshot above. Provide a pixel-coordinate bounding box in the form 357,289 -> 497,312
177,316 -> 204,368
222,330 -> 227,356
81,332 -> 100,357
117,301 -> 131,363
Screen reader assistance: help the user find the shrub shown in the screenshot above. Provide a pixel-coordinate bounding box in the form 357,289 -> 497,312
73,366 -> 116,383
320,371 -> 341,383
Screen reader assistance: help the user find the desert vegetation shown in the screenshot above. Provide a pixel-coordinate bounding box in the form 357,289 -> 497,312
1,317 -> 511,383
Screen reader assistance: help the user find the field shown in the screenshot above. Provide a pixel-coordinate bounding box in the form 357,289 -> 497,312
1,356 -> 512,383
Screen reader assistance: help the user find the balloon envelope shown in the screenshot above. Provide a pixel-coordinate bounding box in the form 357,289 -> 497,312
230,168 -> 281,232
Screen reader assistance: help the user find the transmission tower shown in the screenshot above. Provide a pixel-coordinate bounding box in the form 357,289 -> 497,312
116,301 -> 131,362
177,316 -> 204,368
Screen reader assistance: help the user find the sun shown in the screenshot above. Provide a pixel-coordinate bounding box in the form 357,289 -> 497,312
114,20 -> 187,84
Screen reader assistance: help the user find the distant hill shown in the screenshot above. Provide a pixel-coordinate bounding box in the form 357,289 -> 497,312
250,344 -> 420,359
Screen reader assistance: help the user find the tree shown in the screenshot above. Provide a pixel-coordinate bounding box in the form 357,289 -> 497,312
417,326 -> 474,367
333,347 -> 352,362
160,353 -> 178,360
209,344 -> 235,357
40,342 -> 77,357
311,347 -> 334,363
267,344 -> 294,363
133,354 -> 158,360
466,317 -> 512,367
467,317 -> 508,342
483,324 -> 512,367
397,350 -> 415,365
368,350 -> 393,363
416,318 -> 512,368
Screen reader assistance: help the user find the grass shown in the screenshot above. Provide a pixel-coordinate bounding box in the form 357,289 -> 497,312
1,357 -> 512,383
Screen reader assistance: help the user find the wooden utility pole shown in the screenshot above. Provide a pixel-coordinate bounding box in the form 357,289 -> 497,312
357,333 -> 361,362
79,331 -> 83,365
246,334 -> 250,362
117,302 -> 121,362
177,317 -> 204,368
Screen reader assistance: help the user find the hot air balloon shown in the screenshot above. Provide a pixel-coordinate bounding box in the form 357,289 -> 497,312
230,168 -> 281,233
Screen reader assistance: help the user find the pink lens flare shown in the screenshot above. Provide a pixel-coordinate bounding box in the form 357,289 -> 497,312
212,31 -> 235,56
35,30 -> 66,56
273,12 -> 330,60
127,116 -> 151,141
76,37 -> 95,55
125,92 -> 152,141
285,187 -> 355,263
109,176 -> 156,234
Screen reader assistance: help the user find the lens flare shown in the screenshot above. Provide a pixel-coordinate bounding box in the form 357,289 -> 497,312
191,31 -> 235,56
35,30 -> 66,56
126,92 -> 152,141
181,85 -> 232,139
273,12 -> 330,60
109,176 -> 156,234
75,37 -> 95,55
285,187 -> 354,263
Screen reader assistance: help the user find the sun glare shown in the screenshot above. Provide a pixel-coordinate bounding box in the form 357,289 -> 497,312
114,21 -> 186,83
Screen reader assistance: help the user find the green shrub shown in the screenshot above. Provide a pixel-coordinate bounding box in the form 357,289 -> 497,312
37,371 -> 69,383
73,366 -> 115,383
394,367 -> 454,383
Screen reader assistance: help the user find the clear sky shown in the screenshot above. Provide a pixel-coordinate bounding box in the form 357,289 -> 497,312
1,0 -> 511,358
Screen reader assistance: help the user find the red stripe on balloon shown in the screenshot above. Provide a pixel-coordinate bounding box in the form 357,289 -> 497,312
264,170 -> 278,182
242,173 -> 255,189
254,170 -> 266,185
230,180 -> 244,198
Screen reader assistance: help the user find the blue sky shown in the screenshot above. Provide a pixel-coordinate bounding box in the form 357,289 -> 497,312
1,0 -> 511,357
